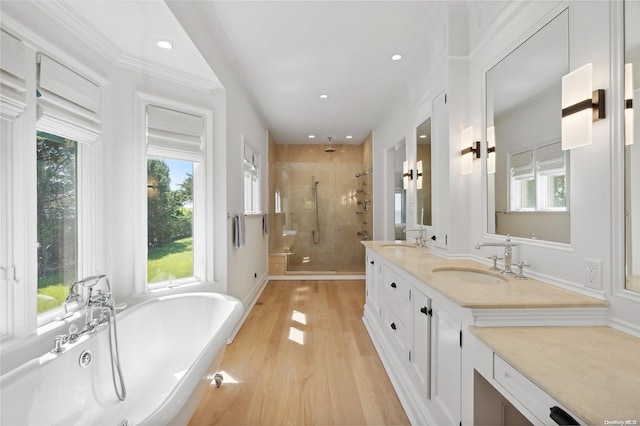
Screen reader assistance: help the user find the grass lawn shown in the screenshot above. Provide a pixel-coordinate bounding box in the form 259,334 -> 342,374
147,236 -> 193,283
37,284 -> 69,313
35,237 -> 193,313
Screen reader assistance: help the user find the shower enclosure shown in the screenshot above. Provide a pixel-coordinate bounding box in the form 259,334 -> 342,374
269,161 -> 372,274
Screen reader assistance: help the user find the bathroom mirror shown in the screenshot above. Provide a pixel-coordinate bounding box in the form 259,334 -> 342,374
394,141 -> 406,240
416,118 -> 432,226
625,0 -> 640,292
485,9 -> 570,243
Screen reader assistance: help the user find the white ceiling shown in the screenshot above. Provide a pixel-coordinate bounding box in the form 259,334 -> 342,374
195,1 -> 437,145
34,0 -> 221,91
33,1 -> 439,146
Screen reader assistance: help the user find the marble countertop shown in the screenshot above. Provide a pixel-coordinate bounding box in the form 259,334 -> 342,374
362,241 -> 608,309
471,326 -> 640,425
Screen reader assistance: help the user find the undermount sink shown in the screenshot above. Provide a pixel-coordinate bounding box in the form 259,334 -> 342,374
432,267 -> 507,285
380,243 -> 416,249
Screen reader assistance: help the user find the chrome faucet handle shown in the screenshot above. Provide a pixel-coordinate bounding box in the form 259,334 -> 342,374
52,335 -> 66,353
504,235 -> 518,247
513,261 -> 530,280
487,255 -> 503,271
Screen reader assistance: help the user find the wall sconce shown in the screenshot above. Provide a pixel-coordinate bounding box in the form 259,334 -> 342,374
625,63 -> 634,146
460,126 -> 480,175
147,176 -> 160,199
416,160 -> 423,189
486,126 -> 496,174
561,63 -> 605,150
402,160 -> 413,189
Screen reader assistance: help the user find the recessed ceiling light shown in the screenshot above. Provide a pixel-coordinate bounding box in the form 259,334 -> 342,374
391,54 -> 403,61
308,134 -> 316,139
346,135 -> 353,139
419,134 -> 427,139
319,94 -> 329,99
156,39 -> 174,50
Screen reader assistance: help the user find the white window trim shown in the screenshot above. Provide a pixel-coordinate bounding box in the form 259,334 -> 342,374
136,93 -> 214,293
1,48 -> 102,340
508,143 -> 568,213
243,136 -> 262,215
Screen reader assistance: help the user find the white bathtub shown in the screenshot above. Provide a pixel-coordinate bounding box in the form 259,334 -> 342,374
0,292 -> 243,426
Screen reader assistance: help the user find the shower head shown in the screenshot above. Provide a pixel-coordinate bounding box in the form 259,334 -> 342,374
324,136 -> 336,153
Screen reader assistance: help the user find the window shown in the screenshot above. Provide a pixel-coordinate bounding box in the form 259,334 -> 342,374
35,54 -> 101,320
509,142 -> 567,212
146,104 -> 204,286
1,119 -> 11,336
36,132 -> 78,313
244,143 -> 261,214
147,158 -> 194,283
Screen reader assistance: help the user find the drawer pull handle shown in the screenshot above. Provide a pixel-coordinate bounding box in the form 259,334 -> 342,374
549,406 -> 579,425
390,322 -> 396,330
420,306 -> 432,316
390,282 -> 397,288
370,260 -> 375,265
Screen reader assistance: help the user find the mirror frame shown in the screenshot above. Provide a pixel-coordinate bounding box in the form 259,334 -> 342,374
481,6 -> 572,248
416,117 -> 433,227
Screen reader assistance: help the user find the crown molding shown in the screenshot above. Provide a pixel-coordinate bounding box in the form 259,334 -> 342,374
30,1 -> 222,93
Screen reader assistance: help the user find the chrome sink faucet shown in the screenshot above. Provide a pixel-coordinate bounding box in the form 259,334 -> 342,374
403,226 -> 428,248
475,235 -> 517,275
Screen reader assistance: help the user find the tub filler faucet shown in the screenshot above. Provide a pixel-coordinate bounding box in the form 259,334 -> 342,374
475,235 -> 517,275
53,275 -> 116,351
53,274 -> 127,401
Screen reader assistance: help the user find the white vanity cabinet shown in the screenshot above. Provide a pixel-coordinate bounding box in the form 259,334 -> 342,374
363,252 -> 463,425
430,299 -> 462,425
362,243 -> 613,425
365,252 -> 381,317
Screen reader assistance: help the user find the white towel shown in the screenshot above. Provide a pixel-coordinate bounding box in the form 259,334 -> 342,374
234,214 -> 246,247
263,213 -> 270,235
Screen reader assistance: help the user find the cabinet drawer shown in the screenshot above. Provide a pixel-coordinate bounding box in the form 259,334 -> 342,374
382,301 -> 409,361
382,265 -> 410,320
493,354 -> 582,425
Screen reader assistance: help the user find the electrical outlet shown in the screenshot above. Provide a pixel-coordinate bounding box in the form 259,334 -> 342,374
585,259 -> 602,289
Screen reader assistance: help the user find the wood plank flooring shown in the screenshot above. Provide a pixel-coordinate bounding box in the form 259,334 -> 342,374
188,280 -> 409,426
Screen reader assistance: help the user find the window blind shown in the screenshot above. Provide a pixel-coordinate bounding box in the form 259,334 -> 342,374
146,105 -> 204,161
0,31 -> 27,118
510,150 -> 534,178
536,142 -> 565,173
36,54 -> 102,144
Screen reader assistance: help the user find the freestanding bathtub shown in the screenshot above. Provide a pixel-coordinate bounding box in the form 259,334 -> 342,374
0,292 -> 243,426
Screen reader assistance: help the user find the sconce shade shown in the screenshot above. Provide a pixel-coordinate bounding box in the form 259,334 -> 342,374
402,160 -> 412,189
460,126 -> 478,175
561,63 -> 605,150
416,160 -> 423,189
487,126 -> 496,174
625,63 -> 634,146
147,176 -> 160,199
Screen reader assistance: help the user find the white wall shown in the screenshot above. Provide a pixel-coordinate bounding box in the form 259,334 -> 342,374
167,2 -> 270,306
0,0 -> 269,368
373,0 -> 640,332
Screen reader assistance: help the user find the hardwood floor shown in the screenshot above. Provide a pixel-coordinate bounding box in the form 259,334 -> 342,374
189,280 -> 409,426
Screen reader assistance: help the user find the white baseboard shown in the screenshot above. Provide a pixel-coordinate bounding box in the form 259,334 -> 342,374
227,271 -> 269,343
269,274 -> 365,280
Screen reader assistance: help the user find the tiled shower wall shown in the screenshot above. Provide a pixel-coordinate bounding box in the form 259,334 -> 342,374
269,136 -> 372,274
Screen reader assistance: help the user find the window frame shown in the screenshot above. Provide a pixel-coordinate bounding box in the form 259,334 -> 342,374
138,94 -> 211,291
508,142 -> 568,213
243,139 -> 262,215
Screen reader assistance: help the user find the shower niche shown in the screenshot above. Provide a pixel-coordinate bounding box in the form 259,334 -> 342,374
269,142 -> 372,275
